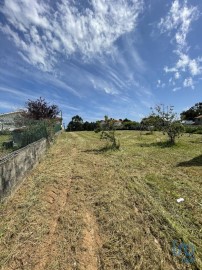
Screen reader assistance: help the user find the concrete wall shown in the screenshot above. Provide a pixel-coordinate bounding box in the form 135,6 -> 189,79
0,138 -> 47,201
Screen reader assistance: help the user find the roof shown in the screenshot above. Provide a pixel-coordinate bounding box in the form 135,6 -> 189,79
0,111 -> 23,117
195,115 -> 202,119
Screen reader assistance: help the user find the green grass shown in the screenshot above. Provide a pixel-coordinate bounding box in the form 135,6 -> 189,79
0,131 -> 201,269
0,134 -> 12,159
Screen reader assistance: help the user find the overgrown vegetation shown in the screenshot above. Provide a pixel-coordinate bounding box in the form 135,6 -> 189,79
0,98 -> 62,158
13,119 -> 57,148
13,98 -> 62,148
0,134 -> 12,158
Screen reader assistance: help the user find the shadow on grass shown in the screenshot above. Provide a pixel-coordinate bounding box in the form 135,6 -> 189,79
177,155 -> 202,167
138,141 -> 175,148
83,146 -> 119,154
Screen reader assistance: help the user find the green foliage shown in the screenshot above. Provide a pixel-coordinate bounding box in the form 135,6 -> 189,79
122,121 -> 140,130
66,115 -> 84,131
98,116 -> 120,150
151,105 -> 184,144
83,121 -> 98,131
66,115 -> 98,131
184,125 -> 202,134
140,115 -> 163,133
0,130 -> 12,135
163,121 -> 185,144
12,119 -> 56,148
2,140 -> 13,149
180,102 -> 202,120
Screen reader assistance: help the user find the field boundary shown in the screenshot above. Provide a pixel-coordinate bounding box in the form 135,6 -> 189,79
0,138 -> 47,201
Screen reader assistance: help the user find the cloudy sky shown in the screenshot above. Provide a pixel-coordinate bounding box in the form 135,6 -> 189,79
0,0 -> 202,124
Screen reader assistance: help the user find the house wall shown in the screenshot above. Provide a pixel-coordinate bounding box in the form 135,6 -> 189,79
195,118 -> 202,125
0,112 -> 22,131
0,138 -> 47,201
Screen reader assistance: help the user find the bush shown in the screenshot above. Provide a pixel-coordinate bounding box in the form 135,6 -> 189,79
12,119 -> 57,148
151,105 -> 184,144
0,130 -> 12,135
184,125 -> 202,134
2,140 -> 13,149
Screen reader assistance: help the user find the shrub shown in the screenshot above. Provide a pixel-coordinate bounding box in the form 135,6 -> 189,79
0,130 -> 12,135
184,125 -> 202,134
12,119 -> 56,148
2,140 -> 13,149
97,116 -> 120,150
151,105 -> 184,144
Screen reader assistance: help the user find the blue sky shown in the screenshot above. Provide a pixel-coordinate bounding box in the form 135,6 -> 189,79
0,0 -> 202,125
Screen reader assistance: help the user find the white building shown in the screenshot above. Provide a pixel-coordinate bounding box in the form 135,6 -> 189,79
0,111 -> 23,131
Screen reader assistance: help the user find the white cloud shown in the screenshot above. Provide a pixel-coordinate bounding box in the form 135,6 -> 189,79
175,72 -> 180,79
164,66 -> 177,73
172,87 -> 181,92
159,0 -> 201,87
157,79 -> 165,88
0,101 -> 19,111
159,0 -> 199,51
183,77 -> 194,89
0,0 -> 143,71
189,59 -> 201,76
174,52 -> 201,77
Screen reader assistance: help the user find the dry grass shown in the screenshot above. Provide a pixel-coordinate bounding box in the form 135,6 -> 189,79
0,131 -> 201,269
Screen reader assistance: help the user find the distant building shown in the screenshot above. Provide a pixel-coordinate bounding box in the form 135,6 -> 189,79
194,115 -> 202,125
0,111 -> 23,131
99,119 -> 123,129
181,120 -> 195,125
113,120 -> 123,128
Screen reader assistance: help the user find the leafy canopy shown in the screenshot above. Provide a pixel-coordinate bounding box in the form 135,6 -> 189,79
180,102 -> 202,120
24,97 -> 60,120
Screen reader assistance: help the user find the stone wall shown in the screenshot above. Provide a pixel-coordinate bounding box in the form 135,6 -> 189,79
0,138 -> 47,201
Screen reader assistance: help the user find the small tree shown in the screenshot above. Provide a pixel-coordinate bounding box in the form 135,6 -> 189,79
151,105 -> 184,144
97,116 -> 120,150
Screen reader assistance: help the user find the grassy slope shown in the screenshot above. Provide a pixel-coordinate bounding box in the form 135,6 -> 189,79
0,131 -> 201,270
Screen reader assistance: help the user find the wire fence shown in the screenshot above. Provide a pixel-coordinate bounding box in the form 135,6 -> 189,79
12,120 -> 62,148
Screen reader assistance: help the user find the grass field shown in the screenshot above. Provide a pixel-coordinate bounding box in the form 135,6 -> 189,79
0,135 -> 12,159
0,131 -> 201,269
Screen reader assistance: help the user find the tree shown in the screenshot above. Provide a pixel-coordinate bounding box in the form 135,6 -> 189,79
83,121 -> 97,131
180,102 -> 202,120
151,105 -> 184,144
67,115 -> 83,131
13,98 -> 61,147
123,118 -> 131,122
23,97 -> 60,120
141,115 -> 164,133
97,116 -> 120,150
122,120 -> 140,130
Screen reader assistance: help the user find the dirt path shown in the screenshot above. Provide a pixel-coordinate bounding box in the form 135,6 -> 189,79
0,132 -> 102,270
